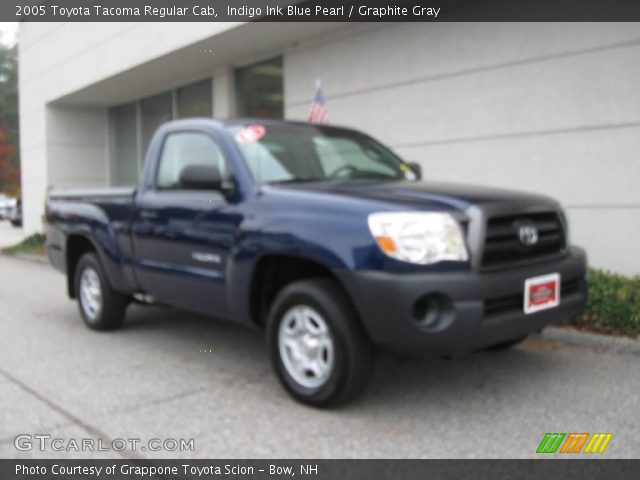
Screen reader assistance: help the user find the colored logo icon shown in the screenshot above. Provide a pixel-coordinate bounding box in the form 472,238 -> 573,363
537,433 -> 612,454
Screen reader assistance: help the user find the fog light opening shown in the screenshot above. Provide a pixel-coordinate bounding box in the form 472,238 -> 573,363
412,295 -> 442,329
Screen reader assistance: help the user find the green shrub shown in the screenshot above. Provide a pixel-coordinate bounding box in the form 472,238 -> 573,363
2,233 -> 46,256
567,268 -> 640,337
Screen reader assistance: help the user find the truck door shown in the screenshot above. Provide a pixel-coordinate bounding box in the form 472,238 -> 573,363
131,130 -> 239,316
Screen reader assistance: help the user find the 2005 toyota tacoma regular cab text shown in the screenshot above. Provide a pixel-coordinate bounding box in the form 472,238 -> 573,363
46,119 -> 588,407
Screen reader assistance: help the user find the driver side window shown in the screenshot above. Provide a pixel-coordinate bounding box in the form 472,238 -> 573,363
156,132 -> 226,190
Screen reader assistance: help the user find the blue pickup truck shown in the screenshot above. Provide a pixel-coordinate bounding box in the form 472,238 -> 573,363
46,119 -> 587,406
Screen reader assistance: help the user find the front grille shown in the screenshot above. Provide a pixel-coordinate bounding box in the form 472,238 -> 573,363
482,211 -> 565,268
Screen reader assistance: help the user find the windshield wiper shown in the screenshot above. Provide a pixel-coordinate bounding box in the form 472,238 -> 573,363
268,178 -> 320,185
349,171 -> 399,180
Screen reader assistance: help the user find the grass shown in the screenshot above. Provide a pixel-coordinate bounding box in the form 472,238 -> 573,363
2,233 -> 46,256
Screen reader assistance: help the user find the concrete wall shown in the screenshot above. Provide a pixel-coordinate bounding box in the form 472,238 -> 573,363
285,23 -> 640,275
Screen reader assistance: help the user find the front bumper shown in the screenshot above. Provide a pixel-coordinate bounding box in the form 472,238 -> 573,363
337,246 -> 587,355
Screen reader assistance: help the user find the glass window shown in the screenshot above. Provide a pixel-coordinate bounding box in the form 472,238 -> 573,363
141,91 -> 172,153
176,79 -> 212,118
228,124 -> 410,185
109,78 -> 215,186
109,103 -> 138,186
235,57 -> 283,119
314,137 -> 397,177
156,132 -> 227,190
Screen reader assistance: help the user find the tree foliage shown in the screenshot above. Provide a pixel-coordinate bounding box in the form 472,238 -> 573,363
0,42 -> 19,195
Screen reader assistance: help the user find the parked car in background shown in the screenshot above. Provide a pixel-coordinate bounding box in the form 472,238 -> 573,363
46,119 -> 588,407
0,194 -> 16,220
9,197 -> 22,227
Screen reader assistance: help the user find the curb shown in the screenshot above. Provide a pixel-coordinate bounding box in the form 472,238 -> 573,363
538,326 -> 640,355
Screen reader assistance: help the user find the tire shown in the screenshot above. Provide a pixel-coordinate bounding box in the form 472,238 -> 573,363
486,335 -> 528,351
266,278 -> 372,407
74,252 -> 128,330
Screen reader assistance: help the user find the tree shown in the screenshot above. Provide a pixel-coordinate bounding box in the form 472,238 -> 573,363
0,42 -> 19,196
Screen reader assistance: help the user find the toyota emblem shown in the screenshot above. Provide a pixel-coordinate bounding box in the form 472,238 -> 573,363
518,223 -> 539,247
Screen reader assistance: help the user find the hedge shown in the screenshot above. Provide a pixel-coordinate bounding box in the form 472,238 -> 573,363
568,268 -> 640,337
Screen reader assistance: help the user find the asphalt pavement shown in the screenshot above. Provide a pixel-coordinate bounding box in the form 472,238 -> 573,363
0,252 -> 638,459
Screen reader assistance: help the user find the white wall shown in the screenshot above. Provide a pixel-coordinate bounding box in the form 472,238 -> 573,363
285,23 -> 640,275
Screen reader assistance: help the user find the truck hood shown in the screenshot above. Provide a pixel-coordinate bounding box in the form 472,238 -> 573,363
272,180 -> 557,212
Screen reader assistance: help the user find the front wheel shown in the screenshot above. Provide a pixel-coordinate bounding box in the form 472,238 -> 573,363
74,253 -> 128,330
267,279 -> 372,407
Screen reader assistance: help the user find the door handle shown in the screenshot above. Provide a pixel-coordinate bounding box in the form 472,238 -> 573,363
140,210 -> 158,220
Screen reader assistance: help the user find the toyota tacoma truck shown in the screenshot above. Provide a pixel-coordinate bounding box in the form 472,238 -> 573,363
46,119 -> 587,407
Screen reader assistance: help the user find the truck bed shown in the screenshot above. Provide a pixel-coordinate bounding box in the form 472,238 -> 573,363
48,187 -> 136,202
46,187 -> 139,295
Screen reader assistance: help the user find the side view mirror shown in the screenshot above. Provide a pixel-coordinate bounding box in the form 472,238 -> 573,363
179,164 -> 222,191
407,162 -> 422,180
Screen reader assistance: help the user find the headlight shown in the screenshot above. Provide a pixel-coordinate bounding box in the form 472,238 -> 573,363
368,212 -> 468,264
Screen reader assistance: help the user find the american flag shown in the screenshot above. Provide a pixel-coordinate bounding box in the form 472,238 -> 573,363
308,81 -> 329,124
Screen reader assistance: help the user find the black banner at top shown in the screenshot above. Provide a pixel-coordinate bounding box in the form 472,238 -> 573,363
4,0 -> 640,22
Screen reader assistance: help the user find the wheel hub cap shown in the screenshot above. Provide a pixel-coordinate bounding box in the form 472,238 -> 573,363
80,267 -> 102,321
278,305 -> 334,389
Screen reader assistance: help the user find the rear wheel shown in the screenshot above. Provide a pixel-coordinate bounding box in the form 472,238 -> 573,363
74,253 -> 128,330
267,279 -> 372,407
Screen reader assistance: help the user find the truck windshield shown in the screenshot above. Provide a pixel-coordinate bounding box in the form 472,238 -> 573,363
228,124 -> 414,184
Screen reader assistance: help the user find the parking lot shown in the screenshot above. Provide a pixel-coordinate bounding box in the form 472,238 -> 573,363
0,248 -> 639,459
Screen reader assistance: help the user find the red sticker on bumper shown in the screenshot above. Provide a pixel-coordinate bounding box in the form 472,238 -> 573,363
524,273 -> 560,314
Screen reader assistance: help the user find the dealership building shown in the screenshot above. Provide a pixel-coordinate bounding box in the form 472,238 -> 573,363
18,22 -> 640,275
